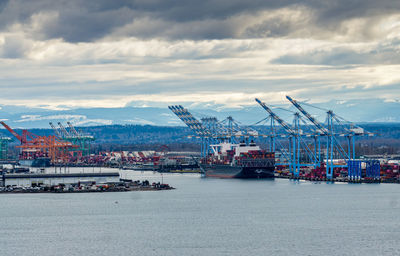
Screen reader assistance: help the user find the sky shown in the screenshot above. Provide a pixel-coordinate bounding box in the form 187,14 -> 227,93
0,0 -> 399,111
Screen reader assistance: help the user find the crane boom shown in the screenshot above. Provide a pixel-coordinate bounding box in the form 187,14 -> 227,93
255,98 -> 295,134
201,117 -> 227,136
67,122 -> 80,137
57,122 -> 71,137
0,121 -> 23,142
286,96 -> 328,135
168,105 -> 211,137
49,122 -> 62,138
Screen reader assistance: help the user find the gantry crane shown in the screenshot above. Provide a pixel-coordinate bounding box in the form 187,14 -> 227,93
67,121 -> 94,156
49,122 -> 62,138
168,105 -> 211,137
286,95 -> 373,179
1,121 -> 77,163
256,98 -> 322,176
67,122 -> 80,137
286,96 -> 328,135
168,105 -> 213,157
49,122 -> 94,157
58,122 -> 71,138
211,116 -> 258,143
1,121 -> 24,143
255,98 -> 295,170
286,96 -> 341,178
285,96 -> 323,167
169,105 -> 261,157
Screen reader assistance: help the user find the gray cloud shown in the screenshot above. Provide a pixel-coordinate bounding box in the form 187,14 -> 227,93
0,0 -> 399,42
41,7 -> 136,42
0,34 -> 31,58
273,39 -> 400,65
0,0 -> 398,112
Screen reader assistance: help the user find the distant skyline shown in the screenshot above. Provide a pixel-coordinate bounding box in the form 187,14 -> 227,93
0,0 -> 399,110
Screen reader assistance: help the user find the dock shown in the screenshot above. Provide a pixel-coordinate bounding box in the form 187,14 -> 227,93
1,172 -> 120,187
4,172 -> 119,179
275,173 -> 400,184
0,179 -> 175,193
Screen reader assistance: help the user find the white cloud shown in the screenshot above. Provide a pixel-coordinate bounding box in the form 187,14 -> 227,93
0,9 -> 399,110
15,114 -> 87,122
123,118 -> 155,125
73,119 -> 112,126
14,114 -> 112,126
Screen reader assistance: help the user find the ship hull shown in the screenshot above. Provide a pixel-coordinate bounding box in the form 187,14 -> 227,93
200,164 -> 275,179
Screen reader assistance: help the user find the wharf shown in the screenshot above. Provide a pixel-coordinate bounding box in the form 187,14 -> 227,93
0,179 -> 175,194
275,174 -> 400,184
1,171 -> 121,187
0,185 -> 175,194
4,172 -> 119,179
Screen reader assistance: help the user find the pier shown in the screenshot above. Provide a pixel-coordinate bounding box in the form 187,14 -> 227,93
0,179 -> 174,194
1,171 -> 120,187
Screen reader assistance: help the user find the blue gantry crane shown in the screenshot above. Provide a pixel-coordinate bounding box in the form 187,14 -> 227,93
286,95 -> 374,179
169,97 -> 377,180
256,98 -> 320,176
168,105 -> 213,157
169,105 -> 261,157
255,98 -> 295,170
286,95 -> 347,179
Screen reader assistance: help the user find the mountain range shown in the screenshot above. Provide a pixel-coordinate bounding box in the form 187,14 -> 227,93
0,98 -> 399,129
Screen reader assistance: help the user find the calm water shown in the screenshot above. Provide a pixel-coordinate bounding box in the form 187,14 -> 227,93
0,169 -> 399,256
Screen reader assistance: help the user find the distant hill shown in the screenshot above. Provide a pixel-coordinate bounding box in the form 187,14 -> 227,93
0,122 -> 398,157
2,123 -> 399,148
4,125 -> 191,144
0,98 -> 399,129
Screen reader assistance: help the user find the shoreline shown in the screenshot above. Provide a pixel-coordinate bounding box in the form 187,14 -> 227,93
0,186 -> 175,194
275,174 -> 400,184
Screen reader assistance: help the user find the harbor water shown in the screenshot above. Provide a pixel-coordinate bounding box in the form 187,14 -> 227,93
0,168 -> 399,256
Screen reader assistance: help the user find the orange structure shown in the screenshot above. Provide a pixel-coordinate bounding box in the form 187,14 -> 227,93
0,121 -> 78,163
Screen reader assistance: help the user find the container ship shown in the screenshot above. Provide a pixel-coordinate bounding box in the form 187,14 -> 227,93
200,141 -> 275,179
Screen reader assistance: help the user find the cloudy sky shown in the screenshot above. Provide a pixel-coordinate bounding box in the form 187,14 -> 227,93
0,0 -> 399,110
